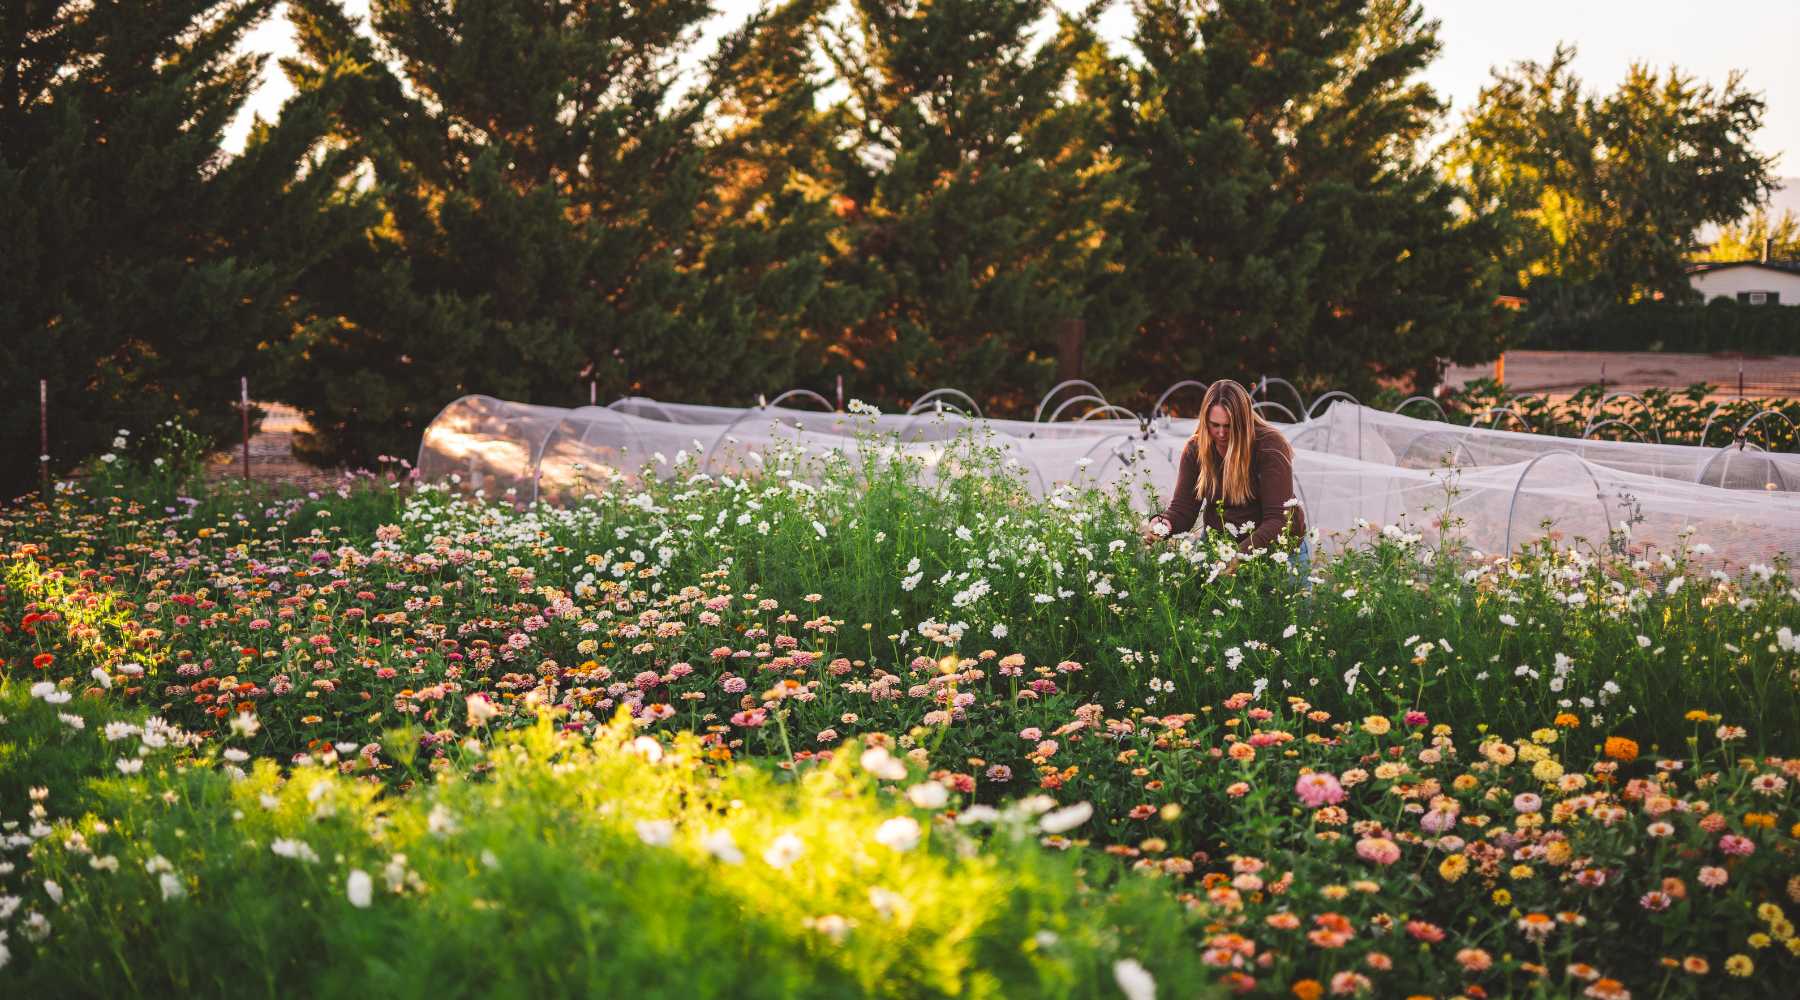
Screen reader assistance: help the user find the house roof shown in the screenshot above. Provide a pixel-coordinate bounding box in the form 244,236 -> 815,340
1686,258 -> 1800,276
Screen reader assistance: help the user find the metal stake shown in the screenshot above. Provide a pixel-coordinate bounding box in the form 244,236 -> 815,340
39,379 -> 49,496
240,376 -> 251,481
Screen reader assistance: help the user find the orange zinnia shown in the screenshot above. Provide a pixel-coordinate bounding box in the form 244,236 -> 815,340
1603,736 -> 1639,762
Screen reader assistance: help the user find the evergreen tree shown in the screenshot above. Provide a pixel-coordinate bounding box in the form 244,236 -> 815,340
1448,43 -> 1775,309
1088,0 -> 1501,402
0,0 -> 367,497
283,0 -> 839,466
810,0 -> 1137,411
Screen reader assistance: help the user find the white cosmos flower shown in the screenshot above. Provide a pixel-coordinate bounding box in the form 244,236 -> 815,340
700,828 -> 744,865
906,782 -> 949,810
346,869 -> 373,908
160,873 -> 186,901
860,746 -> 908,781
1039,801 -> 1093,834
762,832 -> 805,869
1113,958 -> 1156,1000
873,816 -> 922,852
634,820 -> 675,848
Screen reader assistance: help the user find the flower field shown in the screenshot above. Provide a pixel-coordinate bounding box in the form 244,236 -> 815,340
2,433 -> 1797,998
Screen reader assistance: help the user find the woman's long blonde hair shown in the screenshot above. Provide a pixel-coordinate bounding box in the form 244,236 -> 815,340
1193,380 -> 1269,506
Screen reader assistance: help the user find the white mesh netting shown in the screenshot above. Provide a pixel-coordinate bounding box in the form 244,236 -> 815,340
417,390 -> 1799,566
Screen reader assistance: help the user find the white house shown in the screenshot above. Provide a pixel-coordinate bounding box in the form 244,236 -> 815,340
1686,259 -> 1800,305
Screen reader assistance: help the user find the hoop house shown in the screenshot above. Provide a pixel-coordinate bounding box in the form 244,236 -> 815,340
416,390 -> 1799,563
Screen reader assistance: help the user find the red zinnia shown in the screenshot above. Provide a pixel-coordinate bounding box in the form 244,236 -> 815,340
33,653 -> 55,669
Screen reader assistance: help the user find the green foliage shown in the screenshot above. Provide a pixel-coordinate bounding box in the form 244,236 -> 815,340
1511,297 -> 1800,356
0,684 -> 1214,998
1441,379 -> 1800,451
1449,43 -> 1776,310
4,449 -> 1799,996
0,0 -> 372,500
799,0 -> 1137,408
1698,207 -> 1800,264
1085,0 -> 1505,401
279,0 -> 845,467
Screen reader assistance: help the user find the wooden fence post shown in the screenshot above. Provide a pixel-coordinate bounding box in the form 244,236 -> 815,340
1055,319 -> 1086,383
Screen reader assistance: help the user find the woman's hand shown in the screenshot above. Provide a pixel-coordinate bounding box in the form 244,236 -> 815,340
1140,517 -> 1171,545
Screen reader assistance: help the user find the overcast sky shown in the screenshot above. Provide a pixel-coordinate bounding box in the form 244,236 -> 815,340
231,0 -> 1800,180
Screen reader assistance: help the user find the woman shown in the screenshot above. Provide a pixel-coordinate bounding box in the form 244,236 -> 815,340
1140,379 -> 1307,571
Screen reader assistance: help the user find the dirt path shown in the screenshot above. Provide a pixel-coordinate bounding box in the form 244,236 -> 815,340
1444,350 -> 1800,402
202,403 -> 346,491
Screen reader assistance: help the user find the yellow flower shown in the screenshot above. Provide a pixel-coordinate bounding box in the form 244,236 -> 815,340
1745,813 -> 1776,830
1492,888 -> 1512,906
1321,884 -> 1350,900
1758,903 -> 1785,923
1509,864 -> 1535,880
1516,742 -> 1548,763
300,715 -> 322,725
1725,954 -> 1754,977
1685,710 -> 1712,722
1531,759 -> 1565,783
1363,715 -> 1392,736
1545,841 -> 1574,865
1453,774 -> 1480,792
1530,727 -> 1558,744
1439,855 -> 1469,882
1748,933 -> 1772,950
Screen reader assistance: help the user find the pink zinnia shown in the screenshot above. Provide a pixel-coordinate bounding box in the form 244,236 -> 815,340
1718,834 -> 1755,857
1697,866 -> 1729,888
730,708 -> 767,728
1403,710 -> 1429,727
1419,806 -> 1459,835
1296,772 -> 1346,808
1355,836 -> 1401,866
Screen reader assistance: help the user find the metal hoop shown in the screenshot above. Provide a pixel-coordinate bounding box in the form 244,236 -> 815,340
1581,392 -> 1658,442
1045,394 -> 1111,423
1392,396 -> 1448,421
764,388 -> 836,413
907,388 -> 984,418
1151,380 -> 1210,422
1735,409 -> 1798,452
1305,390 -> 1363,422
1503,451 -> 1612,555
1255,377 -> 1307,418
605,396 -> 683,423
1580,419 -> 1649,444
1076,404 -> 1142,423
1252,401 -> 1299,423
1034,380 -> 1108,422
1477,405 -> 1533,433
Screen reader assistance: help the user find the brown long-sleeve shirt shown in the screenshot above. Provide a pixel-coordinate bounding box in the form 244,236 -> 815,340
1154,424 -> 1304,552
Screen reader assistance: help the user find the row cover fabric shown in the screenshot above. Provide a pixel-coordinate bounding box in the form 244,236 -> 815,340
417,394 -> 1798,565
